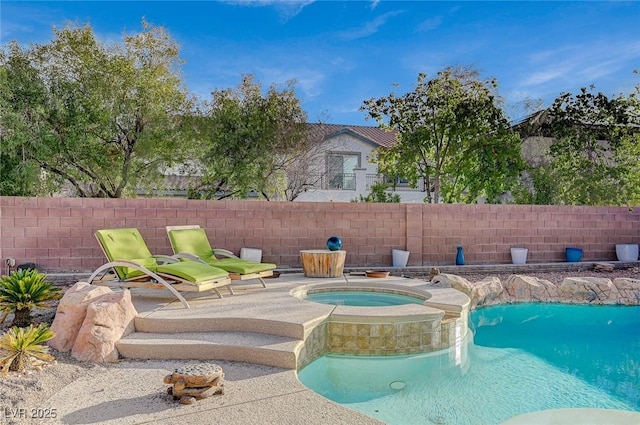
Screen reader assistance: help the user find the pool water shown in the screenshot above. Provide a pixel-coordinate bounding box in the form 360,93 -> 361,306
305,290 -> 424,306
298,304 -> 640,425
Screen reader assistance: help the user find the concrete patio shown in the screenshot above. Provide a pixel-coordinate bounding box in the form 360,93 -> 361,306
38,269 -> 640,425
43,272 -> 467,425
116,272 -> 468,369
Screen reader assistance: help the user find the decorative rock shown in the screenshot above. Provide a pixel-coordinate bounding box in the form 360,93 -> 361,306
612,278 -> 640,305
558,277 -> 620,304
49,282 -> 112,352
71,289 -> 137,362
171,383 -> 224,399
594,262 -> 615,272
474,277 -> 503,306
164,362 -> 225,404
431,273 -> 471,290
444,273 -> 639,309
503,275 -> 558,302
432,274 -> 501,308
428,267 -> 441,282
164,363 -> 225,387
179,396 -> 197,405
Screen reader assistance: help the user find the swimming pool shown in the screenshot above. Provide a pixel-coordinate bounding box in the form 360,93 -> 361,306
305,290 -> 424,306
298,304 -> 640,425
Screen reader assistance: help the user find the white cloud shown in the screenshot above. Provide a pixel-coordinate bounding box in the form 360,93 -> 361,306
0,3 -> 60,42
257,66 -> 326,99
416,16 -> 443,32
221,0 -> 315,21
337,10 -> 403,40
522,66 -> 571,87
522,41 -> 640,88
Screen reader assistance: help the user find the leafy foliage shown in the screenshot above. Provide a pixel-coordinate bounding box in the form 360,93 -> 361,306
0,324 -> 55,375
0,21 -> 192,197
517,82 -> 640,206
352,182 -> 401,203
189,75 -> 308,200
0,269 -> 61,328
361,67 -> 524,204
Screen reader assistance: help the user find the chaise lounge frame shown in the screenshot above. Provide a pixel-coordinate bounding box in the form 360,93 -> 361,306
166,225 -> 275,288
88,229 -> 233,309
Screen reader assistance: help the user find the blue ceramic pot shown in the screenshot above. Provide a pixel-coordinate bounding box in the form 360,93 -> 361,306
326,236 -> 342,251
565,247 -> 583,262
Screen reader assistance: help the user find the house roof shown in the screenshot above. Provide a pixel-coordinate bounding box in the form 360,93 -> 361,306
306,123 -> 397,148
511,109 -> 552,138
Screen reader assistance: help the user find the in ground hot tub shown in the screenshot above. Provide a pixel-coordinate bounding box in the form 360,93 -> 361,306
304,289 -> 425,306
292,281 -> 469,364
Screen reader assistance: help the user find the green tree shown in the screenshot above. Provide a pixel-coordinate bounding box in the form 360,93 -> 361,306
361,67 -> 524,204
615,74 -> 640,206
0,44 -> 47,196
0,21 -> 192,197
533,84 -> 640,206
190,75 -> 307,200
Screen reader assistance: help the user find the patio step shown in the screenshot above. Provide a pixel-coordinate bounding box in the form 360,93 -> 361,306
133,315 -> 307,340
116,331 -> 301,369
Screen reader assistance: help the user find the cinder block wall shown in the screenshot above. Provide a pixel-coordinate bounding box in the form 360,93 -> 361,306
0,197 -> 638,272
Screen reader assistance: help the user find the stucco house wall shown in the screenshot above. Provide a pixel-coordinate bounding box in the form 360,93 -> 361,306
294,128 -> 426,203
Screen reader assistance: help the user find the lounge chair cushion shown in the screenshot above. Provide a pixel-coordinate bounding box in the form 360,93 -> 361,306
96,228 -> 229,283
212,258 -> 276,274
156,262 -> 229,284
96,229 -> 156,279
96,228 -> 153,260
168,228 -> 219,264
168,228 -> 276,274
123,257 -> 159,279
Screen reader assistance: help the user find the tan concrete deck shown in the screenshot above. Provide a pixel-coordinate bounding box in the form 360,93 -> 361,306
116,273 -> 466,368
47,273 -> 457,425
43,271 -> 639,424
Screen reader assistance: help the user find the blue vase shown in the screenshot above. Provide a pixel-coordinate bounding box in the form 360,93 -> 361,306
456,246 -> 465,265
326,236 -> 342,251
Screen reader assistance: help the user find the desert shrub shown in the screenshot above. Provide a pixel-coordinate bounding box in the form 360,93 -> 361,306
0,323 -> 56,375
0,269 -> 61,327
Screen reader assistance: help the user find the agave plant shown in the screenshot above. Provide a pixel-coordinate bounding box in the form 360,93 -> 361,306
0,269 -> 61,327
0,323 -> 56,375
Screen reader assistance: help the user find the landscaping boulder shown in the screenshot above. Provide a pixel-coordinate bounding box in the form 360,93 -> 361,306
558,277 -> 619,304
71,289 -> 137,363
432,274 -> 502,308
474,277 -> 503,306
431,273 -> 472,291
503,275 -> 558,302
612,278 -> 640,305
49,282 -> 112,352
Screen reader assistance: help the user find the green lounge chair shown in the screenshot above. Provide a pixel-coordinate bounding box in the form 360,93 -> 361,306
88,228 -> 233,308
166,225 -> 277,289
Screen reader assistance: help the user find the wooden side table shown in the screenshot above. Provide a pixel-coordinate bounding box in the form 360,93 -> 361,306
300,249 -> 346,278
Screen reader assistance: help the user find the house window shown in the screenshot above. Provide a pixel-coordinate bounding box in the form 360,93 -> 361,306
327,152 -> 359,190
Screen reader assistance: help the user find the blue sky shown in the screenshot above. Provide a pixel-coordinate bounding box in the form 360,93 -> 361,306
2,1 -> 639,125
